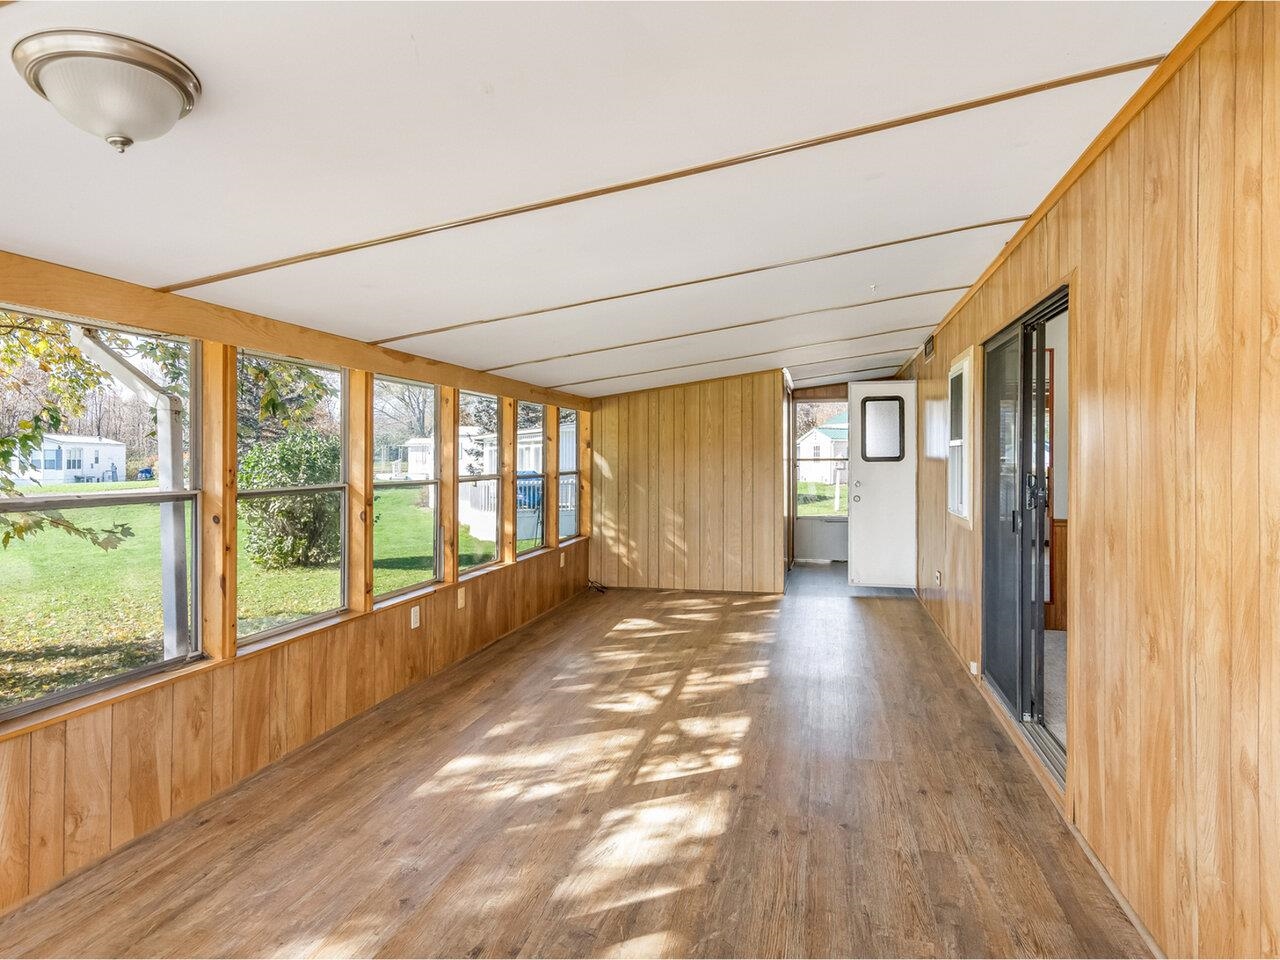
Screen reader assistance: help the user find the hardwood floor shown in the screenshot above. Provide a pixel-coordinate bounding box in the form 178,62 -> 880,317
0,573 -> 1146,958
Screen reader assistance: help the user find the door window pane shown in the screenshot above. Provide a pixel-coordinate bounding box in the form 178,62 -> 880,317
796,477 -> 849,516
794,401 -> 847,459
861,397 -> 904,461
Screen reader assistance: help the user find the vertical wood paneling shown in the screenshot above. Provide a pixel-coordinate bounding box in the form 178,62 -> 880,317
722,377 -> 743,592
0,737 -> 30,910
209,667 -> 234,792
902,7 -> 1275,956
1259,8 -> 1280,956
28,726 -> 64,893
170,672 -> 212,816
1229,10 -> 1263,957
63,709 -> 110,873
1194,23 -> 1236,956
109,687 -> 173,848
590,371 -> 784,593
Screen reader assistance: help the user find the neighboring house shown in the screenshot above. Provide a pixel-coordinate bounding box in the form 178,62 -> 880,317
11,433 -> 126,485
796,411 -> 849,484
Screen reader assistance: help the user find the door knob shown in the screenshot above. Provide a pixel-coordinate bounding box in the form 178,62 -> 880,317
852,495 -> 861,503
854,480 -> 862,488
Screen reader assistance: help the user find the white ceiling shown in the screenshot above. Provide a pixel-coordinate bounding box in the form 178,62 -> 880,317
0,1 -> 1208,396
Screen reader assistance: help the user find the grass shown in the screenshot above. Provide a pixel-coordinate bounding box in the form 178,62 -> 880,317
796,480 -> 848,516
0,483 -> 497,709
0,495 -> 190,708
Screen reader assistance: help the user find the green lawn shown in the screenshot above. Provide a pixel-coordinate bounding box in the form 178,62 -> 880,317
0,497 -> 190,707
1,485 -> 498,709
796,480 -> 848,516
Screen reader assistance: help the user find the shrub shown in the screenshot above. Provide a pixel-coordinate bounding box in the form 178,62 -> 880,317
238,430 -> 341,569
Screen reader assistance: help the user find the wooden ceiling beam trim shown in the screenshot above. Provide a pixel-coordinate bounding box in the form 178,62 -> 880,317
157,57 -> 1163,294
377,216 -> 1026,346
489,294 -> 957,377
554,342 -> 915,391
0,250 -> 589,409
790,364 -> 904,386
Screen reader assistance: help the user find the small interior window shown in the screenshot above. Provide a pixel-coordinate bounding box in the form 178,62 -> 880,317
861,397 -> 904,462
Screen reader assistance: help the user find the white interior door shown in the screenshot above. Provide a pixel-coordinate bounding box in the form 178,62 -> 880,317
847,381 -> 917,587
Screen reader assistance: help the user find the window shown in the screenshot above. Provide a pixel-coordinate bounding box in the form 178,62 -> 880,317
235,352 -> 345,640
558,409 -> 580,540
66,447 -> 83,470
372,376 -> 438,597
0,311 -> 198,718
860,397 -> 904,462
458,391 -> 500,571
794,400 -> 848,516
516,402 -> 545,553
948,349 -> 973,521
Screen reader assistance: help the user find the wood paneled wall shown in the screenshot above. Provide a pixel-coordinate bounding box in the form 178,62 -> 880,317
902,4 -> 1277,955
589,370 -> 785,593
0,540 -> 588,912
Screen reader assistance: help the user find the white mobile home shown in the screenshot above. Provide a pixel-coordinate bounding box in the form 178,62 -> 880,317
11,434 -> 126,485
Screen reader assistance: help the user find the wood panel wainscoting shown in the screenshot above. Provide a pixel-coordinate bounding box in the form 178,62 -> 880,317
900,3 -> 1278,956
590,370 -> 785,593
0,541 -> 589,913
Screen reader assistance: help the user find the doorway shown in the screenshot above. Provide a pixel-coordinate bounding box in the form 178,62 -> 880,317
981,288 -> 1069,780
793,398 -> 849,561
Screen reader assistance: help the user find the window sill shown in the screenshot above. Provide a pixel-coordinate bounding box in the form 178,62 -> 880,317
0,654 -> 222,745
235,608 -> 356,657
516,546 -> 554,562
457,561 -> 503,583
373,581 -> 439,611
558,535 -> 588,547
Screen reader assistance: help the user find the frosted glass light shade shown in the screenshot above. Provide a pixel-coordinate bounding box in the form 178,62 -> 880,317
12,30 -> 200,152
37,57 -> 186,144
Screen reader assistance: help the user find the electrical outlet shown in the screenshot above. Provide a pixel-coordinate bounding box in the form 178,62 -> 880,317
934,570 -> 942,587
410,604 -> 421,630
456,586 -> 465,610
560,552 -> 565,568
969,660 -> 979,676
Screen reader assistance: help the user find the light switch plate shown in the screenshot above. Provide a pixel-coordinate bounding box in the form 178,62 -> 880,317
934,570 -> 942,587
457,586 -> 465,610
560,552 -> 565,568
410,604 -> 421,630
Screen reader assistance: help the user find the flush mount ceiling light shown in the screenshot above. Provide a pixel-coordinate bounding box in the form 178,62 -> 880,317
11,29 -> 200,153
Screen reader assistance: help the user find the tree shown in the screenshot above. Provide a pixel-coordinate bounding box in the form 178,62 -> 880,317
238,431 -> 342,569
236,355 -> 336,455
0,313 -> 133,550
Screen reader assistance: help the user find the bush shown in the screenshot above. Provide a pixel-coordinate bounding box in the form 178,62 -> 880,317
238,431 -> 341,569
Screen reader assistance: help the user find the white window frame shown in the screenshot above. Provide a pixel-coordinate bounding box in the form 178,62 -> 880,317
947,347 -> 974,525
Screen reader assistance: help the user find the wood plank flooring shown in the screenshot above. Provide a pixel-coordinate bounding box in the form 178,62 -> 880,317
0,571 -> 1147,958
